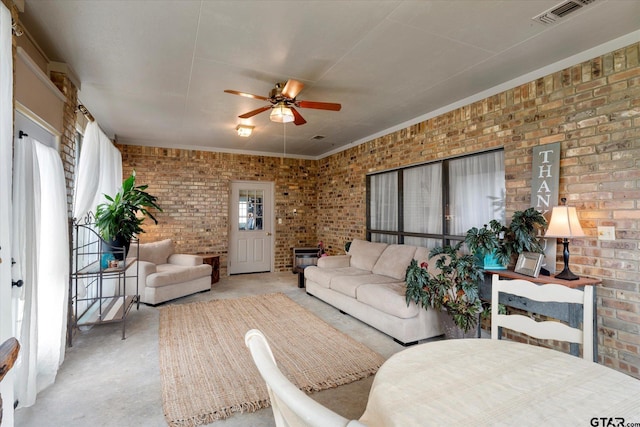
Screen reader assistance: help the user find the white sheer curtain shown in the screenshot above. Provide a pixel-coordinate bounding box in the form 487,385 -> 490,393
404,163 -> 442,234
448,151 -> 505,235
11,136 -> 69,408
0,4 -> 15,424
403,163 -> 443,249
73,120 -> 122,221
369,172 -> 398,243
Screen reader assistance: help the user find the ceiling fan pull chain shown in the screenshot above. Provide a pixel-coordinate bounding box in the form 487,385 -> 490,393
282,122 -> 286,162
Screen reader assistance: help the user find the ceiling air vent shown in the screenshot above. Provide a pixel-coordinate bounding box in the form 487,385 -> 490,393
533,0 -> 597,25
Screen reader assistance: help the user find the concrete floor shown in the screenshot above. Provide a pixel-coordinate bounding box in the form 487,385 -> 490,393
14,272 -> 408,427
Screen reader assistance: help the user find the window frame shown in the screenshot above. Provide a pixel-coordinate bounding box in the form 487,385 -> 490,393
366,148 -> 504,248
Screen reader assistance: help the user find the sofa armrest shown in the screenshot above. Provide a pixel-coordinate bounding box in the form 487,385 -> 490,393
317,255 -> 351,268
168,253 -> 203,267
125,260 -> 156,295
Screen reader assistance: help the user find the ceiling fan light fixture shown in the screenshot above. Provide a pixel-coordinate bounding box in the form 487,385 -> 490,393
270,103 -> 294,123
236,124 -> 254,137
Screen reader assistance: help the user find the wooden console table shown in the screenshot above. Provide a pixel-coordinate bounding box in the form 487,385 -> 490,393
199,254 -> 220,284
481,269 -> 601,360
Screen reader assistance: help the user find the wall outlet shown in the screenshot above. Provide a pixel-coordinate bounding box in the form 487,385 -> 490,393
597,226 -> 615,241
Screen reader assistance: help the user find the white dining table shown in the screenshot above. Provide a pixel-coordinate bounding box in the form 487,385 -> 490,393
359,339 -> 640,426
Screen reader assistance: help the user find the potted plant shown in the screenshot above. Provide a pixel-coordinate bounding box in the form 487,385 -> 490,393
465,207 -> 547,269
95,171 -> 162,259
405,242 -> 484,337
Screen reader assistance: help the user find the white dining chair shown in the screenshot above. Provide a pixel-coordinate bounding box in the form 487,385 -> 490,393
244,329 -> 368,427
491,274 -> 594,361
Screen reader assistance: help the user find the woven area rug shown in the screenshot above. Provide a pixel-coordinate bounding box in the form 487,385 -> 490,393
159,292 -> 385,427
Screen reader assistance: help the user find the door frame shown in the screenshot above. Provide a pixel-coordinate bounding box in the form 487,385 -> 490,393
228,180 -> 275,274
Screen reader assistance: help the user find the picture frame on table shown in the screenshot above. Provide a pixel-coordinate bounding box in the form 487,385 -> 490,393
514,252 -> 544,278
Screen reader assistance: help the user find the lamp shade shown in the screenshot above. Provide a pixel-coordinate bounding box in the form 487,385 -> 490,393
270,103 -> 294,123
544,206 -> 585,238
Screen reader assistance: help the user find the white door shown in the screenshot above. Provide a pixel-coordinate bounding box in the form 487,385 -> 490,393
228,181 -> 274,274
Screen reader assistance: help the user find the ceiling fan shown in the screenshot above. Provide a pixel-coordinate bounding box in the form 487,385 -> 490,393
224,79 -> 341,126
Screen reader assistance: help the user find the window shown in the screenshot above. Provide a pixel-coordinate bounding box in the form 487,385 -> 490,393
367,150 -> 505,249
238,188 -> 264,231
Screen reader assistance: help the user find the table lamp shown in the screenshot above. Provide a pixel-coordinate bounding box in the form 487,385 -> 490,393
544,198 -> 585,280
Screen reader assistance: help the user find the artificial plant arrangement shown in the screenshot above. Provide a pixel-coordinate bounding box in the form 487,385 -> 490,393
95,171 -> 162,258
464,207 -> 547,268
405,242 -> 484,334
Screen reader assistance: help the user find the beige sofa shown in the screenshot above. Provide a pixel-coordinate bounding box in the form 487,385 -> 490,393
304,239 -> 443,345
126,239 -> 212,305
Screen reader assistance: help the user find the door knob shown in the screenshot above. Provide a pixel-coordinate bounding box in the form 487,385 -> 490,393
266,232 -> 272,236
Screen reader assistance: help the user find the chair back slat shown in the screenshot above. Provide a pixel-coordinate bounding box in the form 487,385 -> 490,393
491,274 -> 594,361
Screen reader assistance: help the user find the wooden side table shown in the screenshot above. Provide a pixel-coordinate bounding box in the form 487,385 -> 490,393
199,254 -> 220,284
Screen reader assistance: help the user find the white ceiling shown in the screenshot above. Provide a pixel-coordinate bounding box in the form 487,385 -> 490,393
19,0 -> 640,159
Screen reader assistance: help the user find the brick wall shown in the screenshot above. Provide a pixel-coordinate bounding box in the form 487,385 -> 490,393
120,42 -> 639,377
118,146 -> 318,277
49,71 -> 78,220
316,41 -> 640,377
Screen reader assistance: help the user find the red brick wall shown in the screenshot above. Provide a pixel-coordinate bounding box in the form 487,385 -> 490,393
49,71 -> 78,220
118,146 -> 318,277
121,42 -> 639,377
317,41 -> 640,377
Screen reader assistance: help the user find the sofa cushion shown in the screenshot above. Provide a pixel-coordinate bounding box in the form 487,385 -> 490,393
413,247 -> 431,266
357,282 -> 421,319
331,273 -> 400,298
372,245 -> 418,280
138,239 -> 174,265
304,266 -> 370,289
348,239 -> 388,271
414,247 -> 450,277
146,263 -> 212,288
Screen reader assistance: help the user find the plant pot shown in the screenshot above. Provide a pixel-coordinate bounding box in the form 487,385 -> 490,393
102,235 -> 129,261
474,251 -> 507,270
439,310 -> 478,339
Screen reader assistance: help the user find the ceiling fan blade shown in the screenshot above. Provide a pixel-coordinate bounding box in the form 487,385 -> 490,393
297,100 -> 342,111
238,106 -> 271,119
224,89 -> 269,101
281,79 -> 304,99
291,107 -> 307,126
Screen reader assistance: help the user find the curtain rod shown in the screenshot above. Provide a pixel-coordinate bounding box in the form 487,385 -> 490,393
76,104 -> 95,122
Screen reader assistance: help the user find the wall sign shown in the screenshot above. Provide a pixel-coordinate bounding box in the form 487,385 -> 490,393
530,142 -> 560,273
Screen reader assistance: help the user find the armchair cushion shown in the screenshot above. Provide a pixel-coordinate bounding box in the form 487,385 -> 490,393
147,264 -> 212,288
138,238 -> 174,265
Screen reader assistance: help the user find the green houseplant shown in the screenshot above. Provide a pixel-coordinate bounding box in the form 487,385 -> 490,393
95,171 -> 162,258
465,207 -> 547,268
405,242 -> 484,335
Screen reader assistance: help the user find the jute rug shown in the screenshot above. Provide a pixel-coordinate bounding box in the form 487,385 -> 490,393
159,293 -> 385,427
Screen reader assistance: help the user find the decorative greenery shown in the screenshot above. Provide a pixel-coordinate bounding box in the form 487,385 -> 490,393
465,207 -> 547,266
405,242 -> 484,333
95,171 -> 162,243
508,208 -> 548,254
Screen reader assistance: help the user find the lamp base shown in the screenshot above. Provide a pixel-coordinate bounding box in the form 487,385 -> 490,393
554,267 -> 579,281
